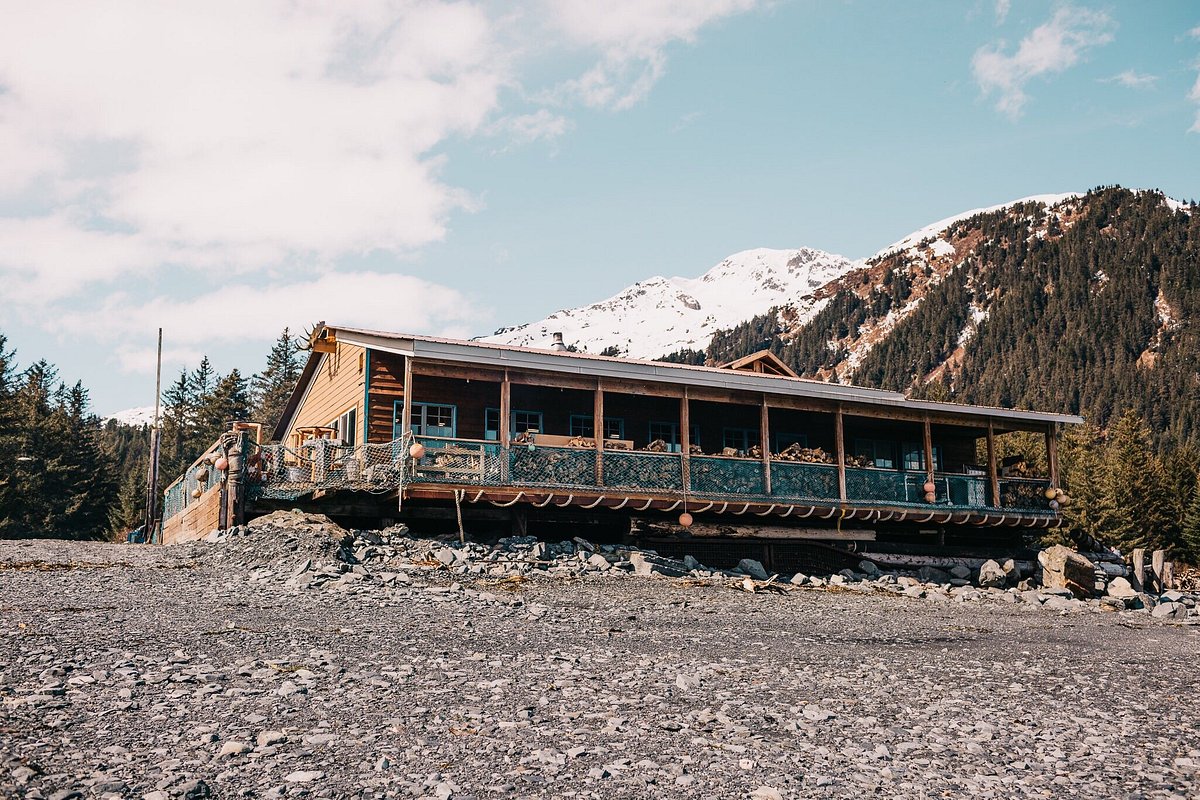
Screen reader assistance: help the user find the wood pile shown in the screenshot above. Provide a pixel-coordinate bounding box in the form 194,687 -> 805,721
642,439 -> 670,452
603,440 -> 632,451
567,436 -> 595,448
512,431 -> 534,445
1002,458 -> 1038,478
773,443 -> 835,464
845,454 -> 873,468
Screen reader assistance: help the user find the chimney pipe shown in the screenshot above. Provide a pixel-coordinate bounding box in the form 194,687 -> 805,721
550,332 -> 567,352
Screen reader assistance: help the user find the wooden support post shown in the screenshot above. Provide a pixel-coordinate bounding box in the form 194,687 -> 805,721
499,369 -> 511,482
835,405 -> 847,502
1131,547 -> 1146,592
401,356 -> 414,441
680,390 -> 691,491
1046,423 -> 1059,488
1151,549 -> 1165,594
594,381 -> 604,485
760,395 -> 772,495
922,415 -> 934,486
1162,560 -> 1175,591
986,419 -> 1000,508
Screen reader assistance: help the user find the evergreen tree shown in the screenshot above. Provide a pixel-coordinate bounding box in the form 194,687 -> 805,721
196,369 -> 251,445
1096,411 -> 1176,553
1180,473 -> 1200,564
107,459 -> 147,540
0,335 -> 19,536
252,328 -> 301,434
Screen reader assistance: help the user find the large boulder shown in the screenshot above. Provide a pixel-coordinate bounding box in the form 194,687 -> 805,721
737,558 -> 770,580
917,565 -> 951,585
1106,576 -> 1137,599
1037,545 -> 1096,598
977,559 -> 1007,589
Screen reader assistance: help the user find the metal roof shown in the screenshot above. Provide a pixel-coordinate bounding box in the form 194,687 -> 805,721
326,325 -> 1083,427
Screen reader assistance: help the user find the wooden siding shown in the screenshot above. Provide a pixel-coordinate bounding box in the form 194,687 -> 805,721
368,351 -> 405,442
163,484 -> 222,544
287,343 -> 366,443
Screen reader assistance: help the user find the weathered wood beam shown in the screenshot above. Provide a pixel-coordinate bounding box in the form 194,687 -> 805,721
680,390 -> 691,491
760,394 -> 772,495
986,419 -> 999,507
835,405 -> 847,501
1046,423 -> 1060,487
923,415 -> 934,486
401,356 -> 413,441
594,380 -> 604,484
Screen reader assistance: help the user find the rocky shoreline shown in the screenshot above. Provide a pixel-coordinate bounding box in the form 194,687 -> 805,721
2,512 -> 1198,799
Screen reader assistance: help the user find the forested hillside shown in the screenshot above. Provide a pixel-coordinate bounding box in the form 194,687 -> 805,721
703,188 -> 1200,445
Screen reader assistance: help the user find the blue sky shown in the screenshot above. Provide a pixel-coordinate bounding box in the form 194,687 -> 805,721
0,1 -> 1197,414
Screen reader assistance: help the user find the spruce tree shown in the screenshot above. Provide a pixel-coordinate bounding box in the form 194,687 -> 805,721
252,329 -> 301,434
1096,411 -> 1175,552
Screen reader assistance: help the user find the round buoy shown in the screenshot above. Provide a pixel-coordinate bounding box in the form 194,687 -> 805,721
678,512 -> 693,528
409,442 -> 426,460
214,456 -> 229,472
1044,487 -> 1058,500
1057,495 -> 1071,507
922,480 -> 936,494
924,491 -> 936,503
1049,499 -> 1061,511
191,488 -> 202,499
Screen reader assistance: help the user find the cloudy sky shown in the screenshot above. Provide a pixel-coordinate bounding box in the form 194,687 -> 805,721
1,1 -> 1198,414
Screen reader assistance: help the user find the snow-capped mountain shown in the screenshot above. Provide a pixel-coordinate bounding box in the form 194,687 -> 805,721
103,406 -> 158,426
482,247 -> 860,358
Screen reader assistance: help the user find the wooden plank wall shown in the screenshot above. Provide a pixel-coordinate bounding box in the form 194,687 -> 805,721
289,342 -> 366,441
368,351 -> 405,442
162,484 -> 222,544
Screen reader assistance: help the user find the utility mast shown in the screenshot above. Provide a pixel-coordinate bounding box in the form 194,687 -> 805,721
143,328 -> 163,543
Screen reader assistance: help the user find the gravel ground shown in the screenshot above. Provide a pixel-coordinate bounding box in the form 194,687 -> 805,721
2,522 -> 1199,800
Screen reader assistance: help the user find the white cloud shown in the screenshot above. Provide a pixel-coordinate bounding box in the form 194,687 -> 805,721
1103,69 -> 1158,89
541,0 -> 760,109
75,271 -> 482,374
1190,73 -> 1200,133
972,5 -> 1116,118
0,0 -> 760,344
995,0 -> 1012,24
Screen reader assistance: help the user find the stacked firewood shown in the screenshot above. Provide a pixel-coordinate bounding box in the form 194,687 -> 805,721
512,431 -> 534,445
1002,458 -> 1037,478
642,439 -> 670,452
845,454 -> 874,468
773,443 -> 835,464
688,444 -> 703,455
603,440 -> 632,451
567,436 -> 595,448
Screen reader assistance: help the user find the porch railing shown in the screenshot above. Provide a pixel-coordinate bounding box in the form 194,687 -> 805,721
222,433 -> 1056,516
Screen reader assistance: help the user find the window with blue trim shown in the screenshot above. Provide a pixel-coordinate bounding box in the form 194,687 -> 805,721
570,414 -> 623,439
648,421 -> 699,452
902,441 -> 941,471
722,427 -> 758,451
405,403 -> 456,438
854,438 -> 896,469
484,408 -> 543,439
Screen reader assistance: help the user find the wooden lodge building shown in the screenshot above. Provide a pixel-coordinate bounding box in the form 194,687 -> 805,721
162,323 -> 1082,564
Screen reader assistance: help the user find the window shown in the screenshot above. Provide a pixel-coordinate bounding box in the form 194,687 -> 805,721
648,421 -> 699,452
722,427 -> 758,452
902,442 -> 941,471
570,414 -> 624,439
513,410 -> 543,434
854,438 -> 896,469
328,407 -> 357,446
402,402 -> 456,438
484,408 -> 543,440
773,432 -> 807,451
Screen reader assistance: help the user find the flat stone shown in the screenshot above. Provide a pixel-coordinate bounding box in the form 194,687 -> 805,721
1151,601 -> 1187,619
917,565 -> 950,584
977,559 -> 1007,589
219,740 -> 250,757
284,770 -> 325,783
257,729 -> 287,748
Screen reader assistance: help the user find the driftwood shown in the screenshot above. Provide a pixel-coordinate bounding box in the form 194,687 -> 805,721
642,439 -> 670,453
567,436 -> 594,448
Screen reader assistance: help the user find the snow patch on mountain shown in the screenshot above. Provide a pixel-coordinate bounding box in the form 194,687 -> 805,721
871,193 -> 1080,261
482,248 -> 860,359
103,406 -> 157,426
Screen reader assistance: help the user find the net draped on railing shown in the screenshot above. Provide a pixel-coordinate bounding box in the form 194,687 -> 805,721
168,432 -> 1058,517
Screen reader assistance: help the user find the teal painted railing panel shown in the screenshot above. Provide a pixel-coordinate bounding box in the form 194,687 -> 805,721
603,450 -> 684,492
690,455 -> 765,495
509,444 -> 596,488
770,461 -> 839,502
845,466 -> 913,504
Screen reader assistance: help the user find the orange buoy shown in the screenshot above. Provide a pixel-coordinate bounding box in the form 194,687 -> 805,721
922,481 -> 936,494
678,512 -> 693,528
214,456 -> 229,472
923,491 -> 936,503
409,442 -> 426,460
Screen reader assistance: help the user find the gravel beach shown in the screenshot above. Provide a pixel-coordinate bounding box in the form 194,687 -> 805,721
3,519 -> 1199,799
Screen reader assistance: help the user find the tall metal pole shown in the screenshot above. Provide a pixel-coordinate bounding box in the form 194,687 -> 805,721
144,328 -> 163,543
